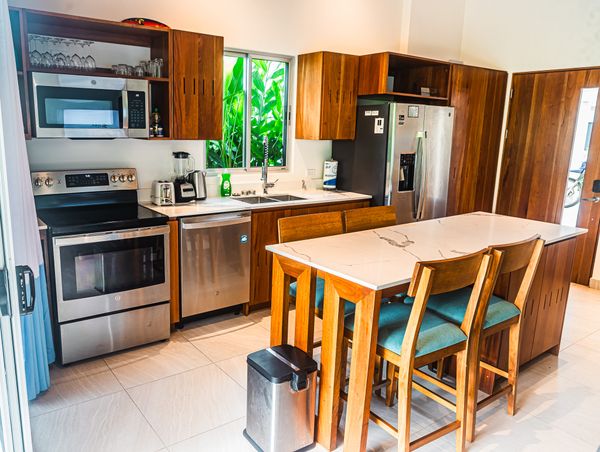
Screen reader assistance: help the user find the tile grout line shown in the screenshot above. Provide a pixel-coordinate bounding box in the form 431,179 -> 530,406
123,384 -> 169,450
165,416 -> 246,450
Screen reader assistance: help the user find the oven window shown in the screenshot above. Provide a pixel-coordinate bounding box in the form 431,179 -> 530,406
59,235 -> 165,301
37,86 -> 122,129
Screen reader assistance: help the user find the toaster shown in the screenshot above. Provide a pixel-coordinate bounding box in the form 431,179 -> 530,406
151,180 -> 175,206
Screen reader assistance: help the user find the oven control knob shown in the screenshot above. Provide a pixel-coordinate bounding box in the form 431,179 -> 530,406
127,174 -> 136,182
119,175 -> 127,183
33,177 -> 44,188
111,175 -> 118,183
44,177 -> 54,187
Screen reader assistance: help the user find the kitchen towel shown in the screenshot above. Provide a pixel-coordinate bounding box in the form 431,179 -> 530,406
0,1 -> 55,399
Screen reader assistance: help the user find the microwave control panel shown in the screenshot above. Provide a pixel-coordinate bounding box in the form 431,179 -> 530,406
127,91 -> 147,129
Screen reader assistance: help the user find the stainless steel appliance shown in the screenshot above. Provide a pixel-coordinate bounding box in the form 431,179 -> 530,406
187,170 -> 207,200
32,72 -> 149,139
180,212 -> 251,318
33,169 -> 170,364
245,345 -> 317,452
332,102 -> 454,224
172,151 -> 196,203
151,180 -> 175,206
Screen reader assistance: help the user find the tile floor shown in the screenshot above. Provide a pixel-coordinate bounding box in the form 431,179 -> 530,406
29,284 -> 600,451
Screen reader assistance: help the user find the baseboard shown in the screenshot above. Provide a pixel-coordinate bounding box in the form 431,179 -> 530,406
590,278 -> 600,290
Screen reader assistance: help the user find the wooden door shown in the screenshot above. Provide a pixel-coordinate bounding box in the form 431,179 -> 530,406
320,52 -> 342,139
497,68 -> 600,284
197,34 -> 223,140
336,54 -> 359,140
172,31 -> 199,140
447,65 -> 508,215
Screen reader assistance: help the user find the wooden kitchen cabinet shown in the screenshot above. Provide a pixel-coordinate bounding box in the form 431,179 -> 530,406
446,64 -> 508,215
246,199 -> 369,313
172,30 -> 223,140
168,220 -> 180,325
296,51 -> 359,140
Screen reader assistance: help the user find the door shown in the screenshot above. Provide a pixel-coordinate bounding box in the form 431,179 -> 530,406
172,31 -> 199,139
497,68 -> 600,284
197,34 -> 223,140
0,157 -> 32,452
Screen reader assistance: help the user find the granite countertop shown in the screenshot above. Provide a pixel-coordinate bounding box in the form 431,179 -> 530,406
142,190 -> 372,219
266,211 -> 588,291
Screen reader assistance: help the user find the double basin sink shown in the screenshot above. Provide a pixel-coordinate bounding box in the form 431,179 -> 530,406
235,194 -> 306,204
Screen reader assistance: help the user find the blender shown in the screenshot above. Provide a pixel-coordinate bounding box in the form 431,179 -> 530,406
172,151 -> 196,203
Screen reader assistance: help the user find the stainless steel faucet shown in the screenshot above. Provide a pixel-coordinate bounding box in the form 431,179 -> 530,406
261,136 -> 278,194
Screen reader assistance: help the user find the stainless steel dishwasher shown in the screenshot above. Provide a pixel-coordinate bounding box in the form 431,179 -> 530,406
180,211 -> 251,318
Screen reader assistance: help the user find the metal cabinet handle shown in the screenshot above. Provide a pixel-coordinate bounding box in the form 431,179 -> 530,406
16,265 -> 35,315
193,78 -> 196,95
183,77 -> 186,95
582,196 -> 600,203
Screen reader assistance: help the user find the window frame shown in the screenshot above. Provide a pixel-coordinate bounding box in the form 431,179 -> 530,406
207,49 -> 293,173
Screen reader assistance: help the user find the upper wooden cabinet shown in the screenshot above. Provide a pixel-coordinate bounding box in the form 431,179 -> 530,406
172,30 -> 223,140
296,51 -> 359,140
358,52 -> 451,103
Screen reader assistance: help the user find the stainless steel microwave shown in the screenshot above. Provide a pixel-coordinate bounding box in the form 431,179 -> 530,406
31,72 -> 149,139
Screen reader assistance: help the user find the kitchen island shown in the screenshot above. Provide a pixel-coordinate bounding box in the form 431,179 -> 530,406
266,212 -> 586,451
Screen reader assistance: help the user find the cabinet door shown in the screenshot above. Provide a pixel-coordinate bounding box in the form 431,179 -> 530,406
172,31 -> 199,140
319,52 -> 342,139
336,54 -> 359,140
197,34 -> 224,140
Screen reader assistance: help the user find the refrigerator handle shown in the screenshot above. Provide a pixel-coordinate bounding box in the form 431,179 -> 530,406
414,133 -> 426,220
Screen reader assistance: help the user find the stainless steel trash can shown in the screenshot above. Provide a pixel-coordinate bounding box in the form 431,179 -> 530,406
244,344 -> 317,452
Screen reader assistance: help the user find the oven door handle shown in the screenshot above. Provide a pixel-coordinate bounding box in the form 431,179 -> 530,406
53,225 -> 170,247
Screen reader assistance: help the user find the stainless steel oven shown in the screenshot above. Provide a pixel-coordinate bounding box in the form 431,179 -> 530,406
53,225 -> 170,323
32,72 -> 149,138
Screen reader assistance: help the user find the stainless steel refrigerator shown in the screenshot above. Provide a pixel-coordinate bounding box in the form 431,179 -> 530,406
332,102 -> 454,224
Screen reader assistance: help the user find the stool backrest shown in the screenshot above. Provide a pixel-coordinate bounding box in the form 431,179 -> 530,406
343,205 -> 397,233
277,211 -> 344,243
488,235 -> 545,312
399,248 -> 500,371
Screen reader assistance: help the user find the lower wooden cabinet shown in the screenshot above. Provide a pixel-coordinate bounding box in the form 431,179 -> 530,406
247,200 -> 369,312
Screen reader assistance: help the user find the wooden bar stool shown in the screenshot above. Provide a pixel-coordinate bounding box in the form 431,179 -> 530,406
341,248 -> 500,451
389,236 -> 545,442
343,205 -> 398,233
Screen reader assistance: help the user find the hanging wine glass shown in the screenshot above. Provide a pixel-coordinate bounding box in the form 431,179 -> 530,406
52,37 -> 68,69
28,35 -> 42,67
39,36 -> 54,68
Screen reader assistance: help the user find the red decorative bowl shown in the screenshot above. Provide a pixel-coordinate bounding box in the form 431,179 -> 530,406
121,18 -> 170,29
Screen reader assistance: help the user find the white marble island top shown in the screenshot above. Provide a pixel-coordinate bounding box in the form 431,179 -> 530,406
266,212 -> 587,291
142,189 -> 371,219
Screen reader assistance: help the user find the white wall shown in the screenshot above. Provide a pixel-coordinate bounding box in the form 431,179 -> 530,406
10,0 -> 405,199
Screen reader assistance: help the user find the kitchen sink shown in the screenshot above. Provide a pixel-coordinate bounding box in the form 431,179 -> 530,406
236,196 -> 279,204
235,194 -> 307,204
266,194 -> 306,202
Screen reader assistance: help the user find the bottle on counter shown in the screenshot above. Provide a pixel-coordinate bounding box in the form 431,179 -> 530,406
323,159 -> 338,191
220,173 -> 232,197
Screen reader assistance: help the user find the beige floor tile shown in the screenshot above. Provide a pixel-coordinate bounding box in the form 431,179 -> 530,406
168,418 -> 254,452
182,315 -> 269,362
215,354 -> 248,389
253,308 -> 324,344
31,391 -> 163,452
47,359 -> 110,384
105,333 -> 211,388
29,369 -> 122,418
469,402 -> 594,451
127,364 -> 246,446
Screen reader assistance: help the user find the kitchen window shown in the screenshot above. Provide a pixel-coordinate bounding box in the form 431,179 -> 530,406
207,51 -> 291,170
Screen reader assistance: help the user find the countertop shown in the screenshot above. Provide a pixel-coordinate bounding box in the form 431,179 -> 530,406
142,190 -> 372,219
266,211 -> 588,291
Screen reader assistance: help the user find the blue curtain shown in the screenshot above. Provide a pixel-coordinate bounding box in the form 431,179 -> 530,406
1,2 -> 55,399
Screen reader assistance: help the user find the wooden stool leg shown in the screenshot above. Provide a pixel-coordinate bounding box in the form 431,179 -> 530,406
455,350 -> 468,452
396,366 -> 412,452
436,357 -> 445,379
337,338 -> 350,427
465,349 -> 480,443
507,323 -> 520,415
385,363 -> 397,407
374,356 -> 383,397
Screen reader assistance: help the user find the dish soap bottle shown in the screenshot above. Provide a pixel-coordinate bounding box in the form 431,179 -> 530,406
220,173 -> 232,197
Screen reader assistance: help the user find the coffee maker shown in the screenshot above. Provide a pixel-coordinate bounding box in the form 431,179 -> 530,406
172,151 -> 196,203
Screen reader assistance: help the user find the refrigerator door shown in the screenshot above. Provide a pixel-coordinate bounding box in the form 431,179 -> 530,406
389,103 -> 425,224
415,106 -> 455,220
332,104 -> 390,205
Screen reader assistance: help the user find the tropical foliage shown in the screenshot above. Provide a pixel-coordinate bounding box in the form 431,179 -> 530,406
207,55 -> 287,169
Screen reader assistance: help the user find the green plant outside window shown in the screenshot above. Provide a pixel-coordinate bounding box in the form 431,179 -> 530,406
207,53 -> 289,170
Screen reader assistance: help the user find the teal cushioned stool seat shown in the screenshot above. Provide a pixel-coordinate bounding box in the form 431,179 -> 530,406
289,277 -> 356,316
345,302 -> 467,358
405,287 -> 520,330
